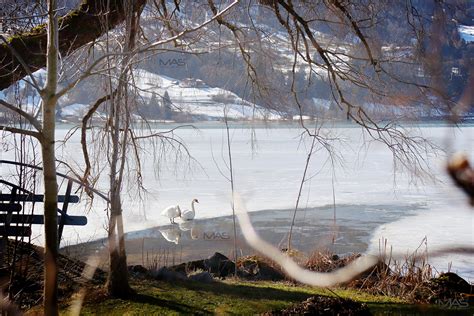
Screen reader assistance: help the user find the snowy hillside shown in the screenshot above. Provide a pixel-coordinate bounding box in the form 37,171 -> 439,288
1,68 -> 281,122
133,69 -> 281,121
459,25 -> 474,42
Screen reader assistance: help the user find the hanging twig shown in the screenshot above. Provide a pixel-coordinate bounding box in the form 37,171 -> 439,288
288,131 -> 317,252
224,111 -> 238,276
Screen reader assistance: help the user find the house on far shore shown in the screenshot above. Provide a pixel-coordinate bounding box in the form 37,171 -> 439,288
179,78 -> 207,88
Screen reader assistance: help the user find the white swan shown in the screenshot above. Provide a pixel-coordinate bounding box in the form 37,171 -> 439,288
158,227 -> 181,244
181,198 -> 199,221
161,204 -> 181,224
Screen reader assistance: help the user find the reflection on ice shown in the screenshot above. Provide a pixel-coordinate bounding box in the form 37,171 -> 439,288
158,225 -> 181,244
178,220 -> 193,231
178,220 -> 201,240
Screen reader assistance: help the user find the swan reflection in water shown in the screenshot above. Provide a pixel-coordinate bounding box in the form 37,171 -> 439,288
158,201 -> 233,244
179,220 -> 202,240
158,225 -> 182,244
159,221 -> 199,244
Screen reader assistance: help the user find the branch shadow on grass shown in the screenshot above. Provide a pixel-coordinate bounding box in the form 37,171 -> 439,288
129,292 -> 211,314
175,280 -> 316,302
173,281 -> 474,315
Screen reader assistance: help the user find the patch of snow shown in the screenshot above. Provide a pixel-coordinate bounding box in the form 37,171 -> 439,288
292,115 -> 312,120
60,103 -> 88,117
459,25 -> 474,42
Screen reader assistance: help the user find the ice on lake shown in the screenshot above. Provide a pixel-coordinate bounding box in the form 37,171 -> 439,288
1,122 -> 472,279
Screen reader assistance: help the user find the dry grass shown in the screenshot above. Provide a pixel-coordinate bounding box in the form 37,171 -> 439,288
303,238 -> 446,303
358,238 -> 436,302
2,240 -> 106,311
144,247 -> 182,273
305,250 -> 361,273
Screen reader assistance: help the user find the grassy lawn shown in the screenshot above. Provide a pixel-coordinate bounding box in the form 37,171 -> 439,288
56,278 -> 472,315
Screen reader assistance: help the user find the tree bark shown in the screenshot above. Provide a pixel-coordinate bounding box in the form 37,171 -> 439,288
42,0 -> 59,314
106,89 -> 133,297
107,196 -> 133,297
42,106 -> 59,316
0,0 -> 146,91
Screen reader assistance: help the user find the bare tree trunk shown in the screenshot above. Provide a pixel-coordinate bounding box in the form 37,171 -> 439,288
105,76 -> 132,295
42,0 -> 59,314
106,86 -> 132,297
105,63 -> 130,295
105,4 -> 140,296
107,189 -> 132,297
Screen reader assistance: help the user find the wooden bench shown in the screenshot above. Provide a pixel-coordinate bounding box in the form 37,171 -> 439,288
0,179 -> 87,245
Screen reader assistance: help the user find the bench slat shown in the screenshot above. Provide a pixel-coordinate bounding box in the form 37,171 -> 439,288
0,226 -> 31,237
0,194 -> 79,203
0,214 -> 87,226
0,204 -> 22,212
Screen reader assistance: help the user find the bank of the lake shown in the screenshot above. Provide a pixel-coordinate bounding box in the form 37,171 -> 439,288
62,202 -> 425,270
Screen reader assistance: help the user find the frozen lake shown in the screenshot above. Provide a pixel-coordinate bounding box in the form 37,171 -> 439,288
1,121 -> 473,279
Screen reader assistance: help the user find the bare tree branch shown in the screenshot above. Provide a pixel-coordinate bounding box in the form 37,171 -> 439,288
80,90 -> 118,194
329,0 -> 377,67
0,99 -> 42,132
0,125 -> 40,139
0,0 -> 147,91
0,35 -> 41,92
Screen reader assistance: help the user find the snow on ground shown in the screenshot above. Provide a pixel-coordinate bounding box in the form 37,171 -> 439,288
362,101 -> 447,119
60,103 -> 88,117
459,25 -> 474,42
